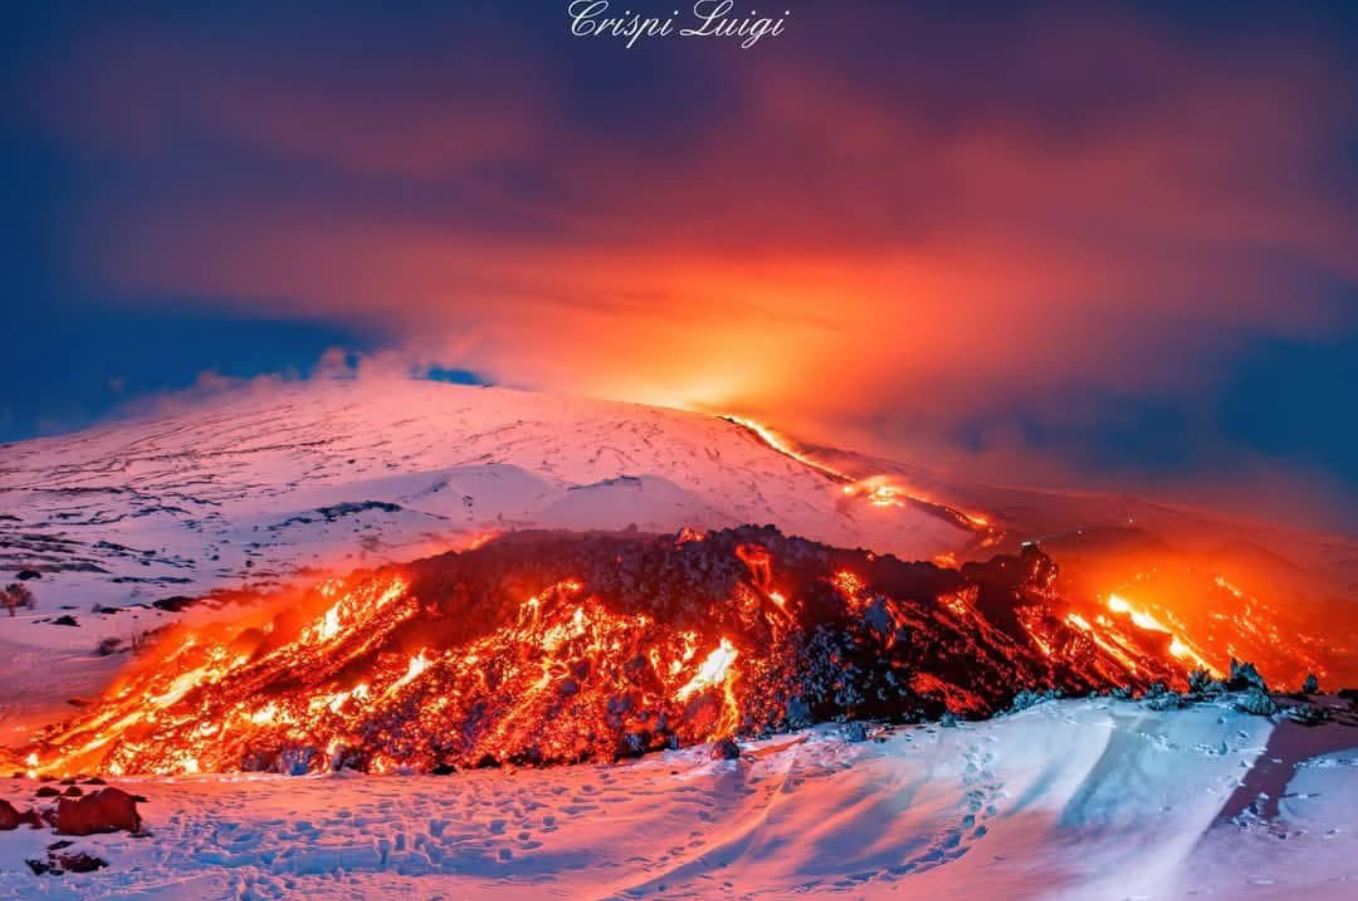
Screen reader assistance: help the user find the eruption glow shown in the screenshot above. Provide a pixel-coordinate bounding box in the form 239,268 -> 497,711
4,528 -> 1206,778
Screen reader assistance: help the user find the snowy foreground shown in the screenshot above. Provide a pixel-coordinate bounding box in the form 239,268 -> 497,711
2,698 -> 1355,899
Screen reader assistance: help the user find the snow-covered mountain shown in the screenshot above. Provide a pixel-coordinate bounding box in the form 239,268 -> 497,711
0,378 -> 974,612
2,376 -> 1355,696
1,377 -> 1357,898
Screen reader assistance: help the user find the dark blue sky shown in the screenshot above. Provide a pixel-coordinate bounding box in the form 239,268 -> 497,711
2,1 -> 1356,531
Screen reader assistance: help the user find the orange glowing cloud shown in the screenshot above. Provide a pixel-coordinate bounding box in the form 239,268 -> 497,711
22,4 -> 1358,519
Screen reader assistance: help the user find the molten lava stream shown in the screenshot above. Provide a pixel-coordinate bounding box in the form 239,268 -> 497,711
8,527 -> 1203,778
720,414 -> 1001,547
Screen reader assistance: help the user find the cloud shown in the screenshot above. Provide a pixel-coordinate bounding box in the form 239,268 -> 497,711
19,2 -> 1358,526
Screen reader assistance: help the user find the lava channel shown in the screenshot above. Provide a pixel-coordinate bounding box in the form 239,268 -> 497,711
10,526 -> 1194,777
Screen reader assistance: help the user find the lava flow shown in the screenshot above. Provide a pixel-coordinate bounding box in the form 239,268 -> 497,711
10,527 -> 1201,778
720,415 -> 1001,547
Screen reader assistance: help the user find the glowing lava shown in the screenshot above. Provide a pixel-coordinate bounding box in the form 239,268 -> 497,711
6,527 -> 1202,778
720,415 -> 1000,546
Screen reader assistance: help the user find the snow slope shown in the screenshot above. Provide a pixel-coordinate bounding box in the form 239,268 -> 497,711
0,378 -> 970,614
2,698 -> 1354,899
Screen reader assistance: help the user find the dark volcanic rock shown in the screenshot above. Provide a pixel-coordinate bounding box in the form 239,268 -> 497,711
28,525 -> 1190,774
26,848 -> 108,875
50,615 -> 79,627
54,787 -> 143,836
151,595 -> 200,613
710,737 -> 742,760
54,850 -> 107,872
0,799 -> 42,830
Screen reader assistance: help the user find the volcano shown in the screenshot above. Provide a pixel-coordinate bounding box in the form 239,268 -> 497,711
16,526 -> 1191,778
2,380 -> 1357,898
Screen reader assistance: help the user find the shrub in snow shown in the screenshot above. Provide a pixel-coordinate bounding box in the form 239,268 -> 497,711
1,582 -> 36,617
1302,673 -> 1320,694
1234,687 -> 1277,717
1145,692 -> 1190,711
1227,658 -> 1268,693
1009,689 -> 1061,712
844,722 -> 868,742
1188,668 -> 1224,695
1288,703 -> 1330,726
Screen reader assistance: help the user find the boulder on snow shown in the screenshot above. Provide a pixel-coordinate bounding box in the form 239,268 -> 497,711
25,849 -> 108,875
54,850 -> 108,872
54,787 -> 143,836
710,737 -> 741,760
0,799 -> 43,830
151,595 -> 200,613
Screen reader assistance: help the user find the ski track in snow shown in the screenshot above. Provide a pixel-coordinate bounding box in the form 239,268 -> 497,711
2,700 -> 1355,899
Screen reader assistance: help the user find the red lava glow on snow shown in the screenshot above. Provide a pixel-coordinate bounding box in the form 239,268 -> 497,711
4,421 -> 1353,780
4,525 -> 1232,779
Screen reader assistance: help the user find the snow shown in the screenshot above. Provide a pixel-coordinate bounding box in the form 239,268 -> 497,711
0,378 -> 970,617
1,699 -> 1353,898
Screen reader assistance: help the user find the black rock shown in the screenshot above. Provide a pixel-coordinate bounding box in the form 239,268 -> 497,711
51,615 -> 79,627
52,851 -> 108,873
710,737 -> 741,760
152,596 -> 199,613
785,697 -> 812,729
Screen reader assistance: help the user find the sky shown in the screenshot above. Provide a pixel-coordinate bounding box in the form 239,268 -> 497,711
2,1 -> 1357,531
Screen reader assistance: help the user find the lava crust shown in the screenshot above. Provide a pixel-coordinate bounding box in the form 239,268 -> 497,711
12,526 -> 1187,776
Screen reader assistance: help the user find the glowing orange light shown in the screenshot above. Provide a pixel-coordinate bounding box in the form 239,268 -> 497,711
674,638 -> 739,703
